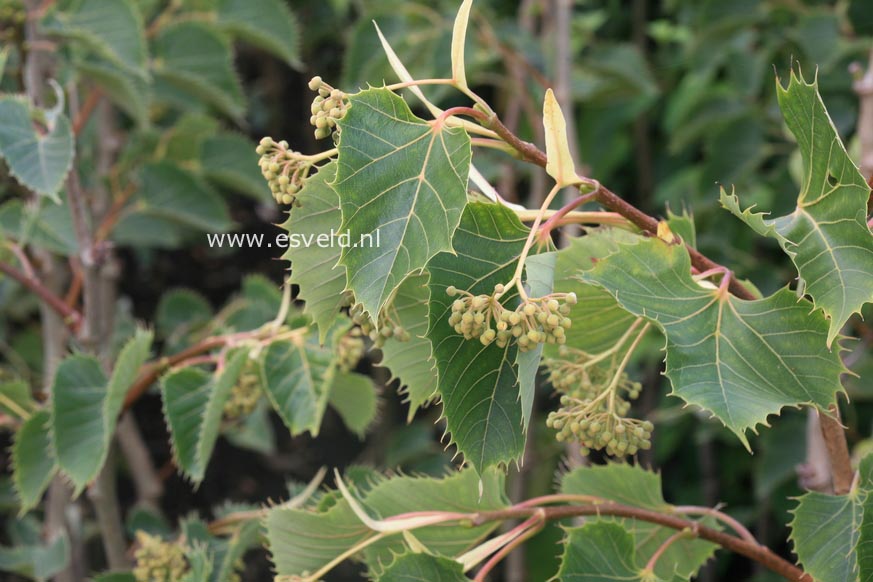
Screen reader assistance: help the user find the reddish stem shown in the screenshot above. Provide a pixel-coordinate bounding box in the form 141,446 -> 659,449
483,114 -> 757,301
95,182 -> 137,243
72,88 -> 103,135
537,191 -> 599,241
122,336 -> 229,409
673,506 -> 756,544
436,106 -> 491,128
473,514 -> 544,582
64,263 -> 83,308
645,529 -> 690,572
0,260 -> 82,332
472,504 -> 810,582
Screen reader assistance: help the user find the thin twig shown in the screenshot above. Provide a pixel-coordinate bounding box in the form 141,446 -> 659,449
0,260 -> 82,331
471,504 -> 810,582
122,336 -> 229,409
672,505 -> 756,544
72,88 -> 102,135
484,113 -> 758,300
87,447 -> 128,570
645,528 -> 692,572
819,406 -> 854,495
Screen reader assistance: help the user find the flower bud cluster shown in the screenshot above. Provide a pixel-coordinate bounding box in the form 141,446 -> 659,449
338,327 -> 366,372
223,360 -> 262,421
547,403 -> 653,456
446,285 -> 576,352
133,531 -> 188,582
308,76 -> 349,140
256,137 -> 312,206
544,346 -> 649,456
350,302 -> 410,348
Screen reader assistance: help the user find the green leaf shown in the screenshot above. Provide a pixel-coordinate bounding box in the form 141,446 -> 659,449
328,371 -> 378,438
361,469 -> 506,564
177,516 -> 258,582
578,235 -> 846,448
216,0 -> 301,68
335,88 -> 471,318
267,494 -> 368,577
666,208 -> 696,249
557,522 -> 645,582
152,21 -> 245,120
0,97 -> 74,201
377,272 -> 437,420
51,331 -> 152,494
0,531 -> 69,582
859,489 -> 873,582
181,543 -> 213,582
427,202 -> 527,471
545,229 -> 641,358
50,355 -> 108,494
721,70 -> 873,345
224,274 -> 283,332
283,162 -> 347,342
561,463 -> 715,579
48,0 -> 147,77
518,252 -> 555,432
0,379 -> 38,420
0,47 -> 7,84
110,212 -> 185,249
261,323 -> 344,437
160,350 -> 248,483
561,463 -> 667,510
790,491 -> 861,582
375,553 -> 468,581
162,113 -> 218,163
156,288 -> 213,343
0,198 -> 78,256
223,400 -> 276,455
12,410 -> 57,514
76,60 -> 150,126
213,519 -> 260,582
200,133 -> 271,201
139,161 -> 232,232
266,468 -> 505,578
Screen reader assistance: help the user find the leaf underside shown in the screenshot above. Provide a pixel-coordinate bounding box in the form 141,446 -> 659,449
266,468 -> 505,578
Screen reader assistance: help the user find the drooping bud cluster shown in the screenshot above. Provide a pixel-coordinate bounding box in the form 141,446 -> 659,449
338,327 -> 366,372
544,346 -> 649,456
446,285 -> 576,352
133,531 -> 188,582
256,137 -> 313,206
308,76 -> 349,140
350,301 -> 410,348
223,360 -> 262,421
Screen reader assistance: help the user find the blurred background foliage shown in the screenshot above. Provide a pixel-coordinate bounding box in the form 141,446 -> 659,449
2,0 -> 873,580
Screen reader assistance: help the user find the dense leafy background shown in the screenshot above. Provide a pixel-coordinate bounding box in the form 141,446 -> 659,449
1,0 -> 873,580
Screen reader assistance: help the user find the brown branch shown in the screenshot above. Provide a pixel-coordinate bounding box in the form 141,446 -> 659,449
484,114 -> 758,300
71,88 -> 102,135
0,260 -> 82,331
820,405 -> 854,495
472,504 -> 811,582
122,336 -> 229,409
